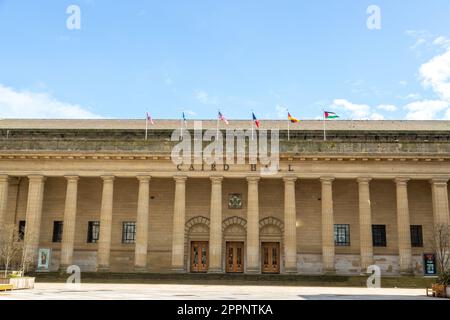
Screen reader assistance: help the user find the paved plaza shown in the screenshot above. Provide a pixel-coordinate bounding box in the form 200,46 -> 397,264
0,283 -> 437,300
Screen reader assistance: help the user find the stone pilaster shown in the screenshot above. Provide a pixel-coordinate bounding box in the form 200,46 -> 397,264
246,176 -> 260,273
430,178 -> 450,227
0,175 -> 9,229
320,177 -> 335,274
171,175 -> 187,272
97,175 -> 115,272
135,176 -> 151,271
209,176 -> 223,273
24,175 -> 46,269
60,176 -> 79,270
283,176 -> 297,273
357,177 -> 373,272
395,177 -> 413,275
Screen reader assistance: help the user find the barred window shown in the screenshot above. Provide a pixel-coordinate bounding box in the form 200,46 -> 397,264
87,221 -> 100,243
52,221 -> 64,243
410,225 -> 423,247
334,224 -> 350,246
372,225 -> 387,247
122,222 -> 136,244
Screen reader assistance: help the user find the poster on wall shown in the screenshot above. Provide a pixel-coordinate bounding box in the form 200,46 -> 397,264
37,248 -> 52,272
423,253 -> 436,275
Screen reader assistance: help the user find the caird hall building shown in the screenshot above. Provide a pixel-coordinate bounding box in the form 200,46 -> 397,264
0,119 -> 449,276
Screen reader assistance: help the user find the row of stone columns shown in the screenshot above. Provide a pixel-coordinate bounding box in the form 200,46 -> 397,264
0,174 -> 449,273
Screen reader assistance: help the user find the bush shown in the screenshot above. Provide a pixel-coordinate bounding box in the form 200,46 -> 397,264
437,271 -> 450,285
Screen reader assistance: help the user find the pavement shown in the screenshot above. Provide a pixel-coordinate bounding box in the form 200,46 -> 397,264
0,283 -> 438,300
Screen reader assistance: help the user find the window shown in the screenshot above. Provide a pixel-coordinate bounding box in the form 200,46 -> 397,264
122,222 -> 136,244
372,225 -> 387,247
87,221 -> 100,243
18,221 -> 26,240
52,221 -> 63,243
334,224 -> 350,246
410,225 -> 423,247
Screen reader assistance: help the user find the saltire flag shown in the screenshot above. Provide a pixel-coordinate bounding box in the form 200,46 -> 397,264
146,112 -> 154,125
252,112 -> 260,128
218,111 -> 229,124
288,112 -> 299,123
324,111 -> 339,119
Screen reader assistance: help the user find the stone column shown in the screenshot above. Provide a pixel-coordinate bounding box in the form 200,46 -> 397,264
283,176 -> 297,273
246,176 -> 260,273
357,177 -> 373,272
97,175 -> 115,272
24,175 -> 46,269
430,178 -> 450,227
395,177 -> 412,274
209,176 -> 223,273
321,177 -> 335,274
0,175 -> 9,228
60,176 -> 79,270
171,175 -> 187,272
135,176 -> 151,271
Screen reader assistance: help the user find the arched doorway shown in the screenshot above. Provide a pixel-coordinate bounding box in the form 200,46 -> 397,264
222,216 -> 247,273
185,216 -> 210,273
260,217 -> 284,274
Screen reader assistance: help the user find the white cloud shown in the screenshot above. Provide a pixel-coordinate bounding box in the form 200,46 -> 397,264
404,100 -> 449,120
377,104 -> 397,112
419,49 -> 450,101
332,99 -> 384,120
0,84 -> 102,119
275,104 -> 287,119
433,36 -> 450,49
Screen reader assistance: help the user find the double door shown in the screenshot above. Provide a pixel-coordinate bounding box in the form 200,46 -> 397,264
226,242 -> 244,273
261,242 -> 280,273
190,241 -> 208,272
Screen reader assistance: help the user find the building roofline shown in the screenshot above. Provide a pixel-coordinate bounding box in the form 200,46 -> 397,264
1,119 -> 450,131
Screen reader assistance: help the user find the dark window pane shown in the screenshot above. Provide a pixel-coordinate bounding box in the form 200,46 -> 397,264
18,221 -> 26,240
334,224 -> 350,246
87,221 -> 100,243
410,225 -> 423,247
122,222 -> 136,244
372,225 -> 387,247
52,221 -> 63,243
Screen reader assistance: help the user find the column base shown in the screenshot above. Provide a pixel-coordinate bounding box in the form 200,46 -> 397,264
400,270 -> 414,276
322,269 -> 336,275
207,268 -> 223,274
96,266 -> 110,273
171,267 -> 186,273
58,264 -> 71,273
134,266 -> 148,273
245,267 -> 261,274
284,267 -> 298,274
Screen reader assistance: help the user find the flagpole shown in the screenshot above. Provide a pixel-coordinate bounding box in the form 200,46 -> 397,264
288,117 -> 290,141
145,117 -> 148,141
323,110 -> 326,141
251,119 -> 254,141
216,115 -> 219,140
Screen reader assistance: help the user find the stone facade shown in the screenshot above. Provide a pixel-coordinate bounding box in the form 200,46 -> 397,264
0,119 -> 449,275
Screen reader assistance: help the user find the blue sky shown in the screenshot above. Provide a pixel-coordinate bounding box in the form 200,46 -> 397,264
1,0 -> 450,120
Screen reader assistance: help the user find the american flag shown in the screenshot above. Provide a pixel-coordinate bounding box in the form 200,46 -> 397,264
218,111 -> 229,124
146,112 -> 154,125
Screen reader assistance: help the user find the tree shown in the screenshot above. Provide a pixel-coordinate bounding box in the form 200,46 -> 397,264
0,224 -> 23,277
431,223 -> 450,284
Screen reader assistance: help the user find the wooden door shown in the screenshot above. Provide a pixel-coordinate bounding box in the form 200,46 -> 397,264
226,242 -> 244,273
261,242 -> 280,273
190,241 -> 208,272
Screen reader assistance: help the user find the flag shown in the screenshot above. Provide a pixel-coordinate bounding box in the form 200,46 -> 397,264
218,111 -> 229,124
324,111 -> 339,119
288,112 -> 299,123
252,112 -> 260,128
146,112 -> 154,125
182,112 -> 187,126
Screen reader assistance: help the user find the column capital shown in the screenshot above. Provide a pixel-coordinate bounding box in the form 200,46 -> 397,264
283,175 -> 297,183
210,176 -> 223,184
394,177 -> 410,184
357,177 -> 372,184
137,175 -> 151,182
174,175 -> 187,183
429,178 -> 449,185
320,177 -> 335,183
0,175 -> 9,183
64,175 -> 80,182
100,175 -> 115,182
246,176 -> 260,183
27,174 -> 46,182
